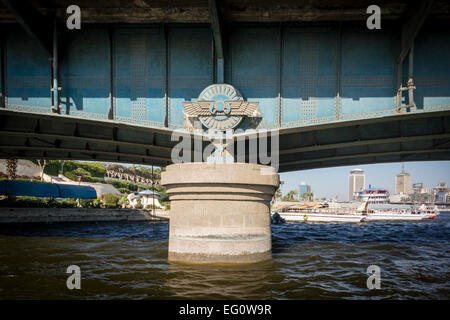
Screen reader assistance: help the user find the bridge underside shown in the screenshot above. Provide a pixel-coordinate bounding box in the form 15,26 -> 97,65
0,1 -> 449,172
1,109 -> 449,172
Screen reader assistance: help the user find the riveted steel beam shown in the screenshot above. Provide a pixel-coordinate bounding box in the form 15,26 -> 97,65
0,130 -> 173,153
397,0 -> 434,64
208,0 -> 224,83
0,145 -> 171,164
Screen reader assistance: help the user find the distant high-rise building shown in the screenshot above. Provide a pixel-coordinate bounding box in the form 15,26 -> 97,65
395,164 -> 411,194
348,169 -> 365,201
412,183 -> 424,193
433,182 -> 449,204
298,182 -> 311,200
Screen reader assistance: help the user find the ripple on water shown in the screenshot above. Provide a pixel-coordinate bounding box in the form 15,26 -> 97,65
0,213 -> 449,299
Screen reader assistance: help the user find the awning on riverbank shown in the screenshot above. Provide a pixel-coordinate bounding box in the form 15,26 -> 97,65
0,180 -> 97,199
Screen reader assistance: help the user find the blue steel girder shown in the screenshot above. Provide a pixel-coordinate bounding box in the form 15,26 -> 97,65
0,22 -> 449,173
397,0 -> 434,65
1,23 -> 450,130
0,108 -> 449,172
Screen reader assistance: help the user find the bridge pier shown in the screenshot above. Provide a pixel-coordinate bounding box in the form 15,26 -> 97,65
161,163 -> 279,264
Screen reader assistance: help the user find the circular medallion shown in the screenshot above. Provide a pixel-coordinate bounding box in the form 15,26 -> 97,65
197,84 -> 244,130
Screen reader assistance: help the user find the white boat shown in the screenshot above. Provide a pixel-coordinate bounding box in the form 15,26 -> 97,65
272,201 -> 367,223
278,211 -> 366,223
364,203 -> 438,221
366,212 -> 434,221
272,201 -> 439,223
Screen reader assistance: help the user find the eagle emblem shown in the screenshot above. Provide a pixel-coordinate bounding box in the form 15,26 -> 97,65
183,84 -> 259,130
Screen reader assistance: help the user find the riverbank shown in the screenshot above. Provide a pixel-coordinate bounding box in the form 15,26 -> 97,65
0,208 -> 169,223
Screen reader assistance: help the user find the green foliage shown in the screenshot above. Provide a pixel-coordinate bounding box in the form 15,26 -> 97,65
118,196 -> 129,207
91,198 -> 102,208
59,199 -> 78,208
135,198 -> 143,209
79,198 -> 102,208
80,199 -> 94,208
43,198 -> 58,208
74,167 -> 91,177
15,196 -> 42,208
84,176 -> 104,183
155,187 -> 169,202
31,160 -> 60,176
301,192 -> 314,202
44,160 -> 62,176
162,202 -> 170,210
0,197 -> 77,208
282,190 -> 299,202
118,188 -> 130,194
64,171 -> 77,181
109,180 -> 138,192
62,161 -> 106,182
103,193 -> 120,208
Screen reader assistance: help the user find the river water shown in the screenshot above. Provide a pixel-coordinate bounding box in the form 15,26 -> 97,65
0,212 -> 449,299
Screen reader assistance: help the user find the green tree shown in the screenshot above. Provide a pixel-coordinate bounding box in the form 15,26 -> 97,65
37,159 -> 47,181
301,192 -> 314,202
282,190 -> 298,202
135,198 -> 143,209
103,194 -> 120,208
118,195 -> 129,208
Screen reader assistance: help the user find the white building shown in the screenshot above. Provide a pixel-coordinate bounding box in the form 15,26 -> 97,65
348,169 -> 365,201
127,190 -> 164,209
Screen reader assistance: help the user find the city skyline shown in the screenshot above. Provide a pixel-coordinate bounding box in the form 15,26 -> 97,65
279,161 -> 450,201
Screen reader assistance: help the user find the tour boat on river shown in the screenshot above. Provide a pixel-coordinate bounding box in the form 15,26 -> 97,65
272,202 -> 367,223
366,204 -> 438,221
271,202 -> 438,223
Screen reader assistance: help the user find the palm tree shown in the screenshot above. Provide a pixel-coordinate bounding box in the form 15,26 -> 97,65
37,159 -> 47,181
6,159 -> 18,180
283,190 -> 298,202
301,192 -> 314,202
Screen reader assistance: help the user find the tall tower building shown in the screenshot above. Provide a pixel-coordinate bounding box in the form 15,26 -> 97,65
298,182 -> 311,200
395,164 -> 411,194
348,169 -> 365,201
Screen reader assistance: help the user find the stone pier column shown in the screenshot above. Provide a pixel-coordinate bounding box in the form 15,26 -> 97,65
161,163 -> 279,264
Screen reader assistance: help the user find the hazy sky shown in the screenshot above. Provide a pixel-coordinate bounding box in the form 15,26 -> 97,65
279,161 -> 450,201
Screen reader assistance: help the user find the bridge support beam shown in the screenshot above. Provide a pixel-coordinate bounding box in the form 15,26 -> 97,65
162,163 -> 279,264
208,0 -> 224,83
397,0 -> 434,66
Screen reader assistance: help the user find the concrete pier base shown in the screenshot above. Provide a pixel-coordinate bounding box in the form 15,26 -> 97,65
161,163 -> 279,264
